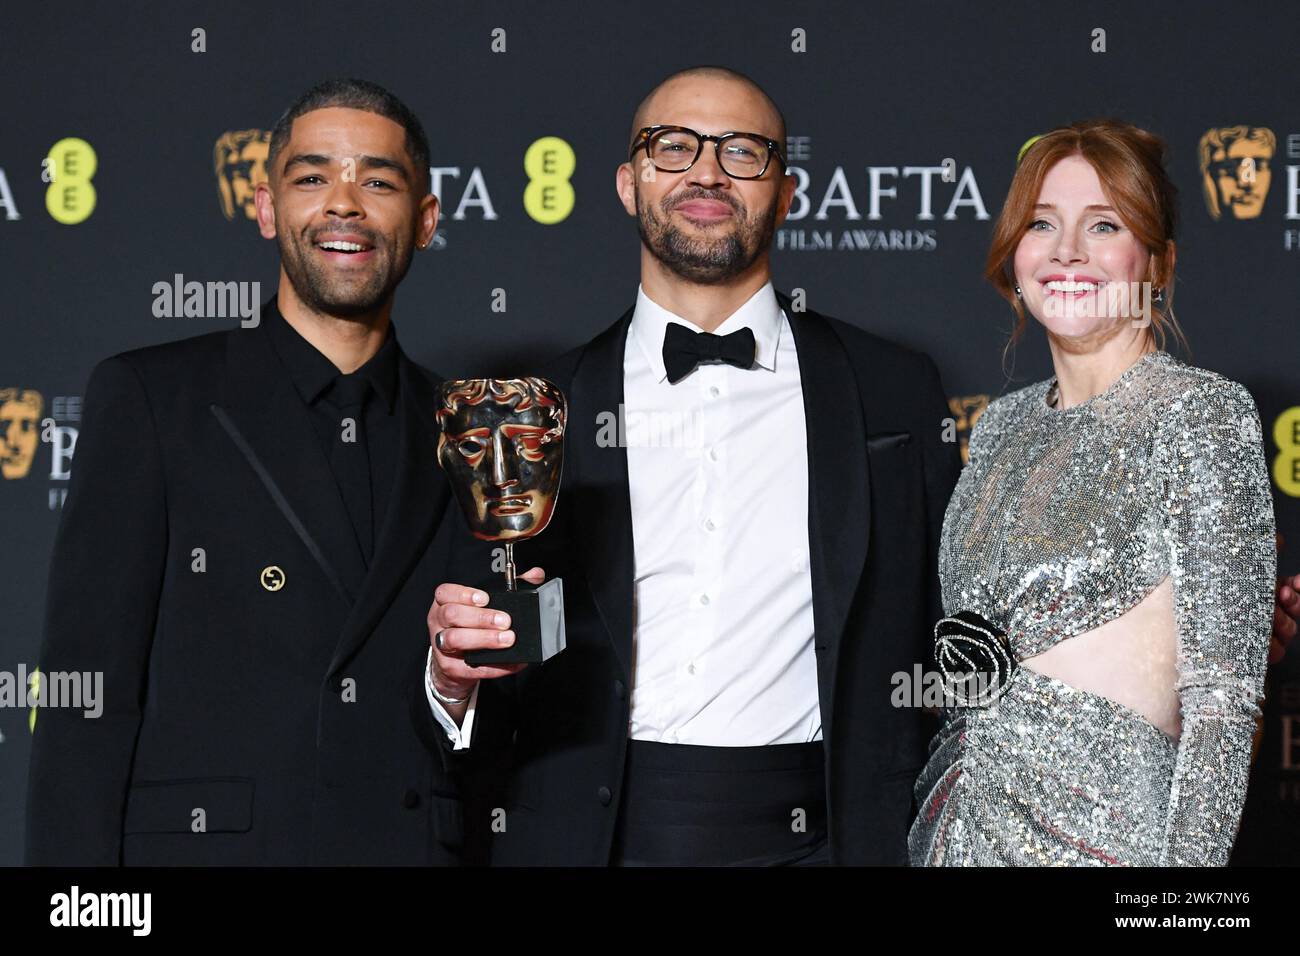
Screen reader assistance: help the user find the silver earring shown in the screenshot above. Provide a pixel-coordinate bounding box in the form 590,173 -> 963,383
1014,284 -> 1022,297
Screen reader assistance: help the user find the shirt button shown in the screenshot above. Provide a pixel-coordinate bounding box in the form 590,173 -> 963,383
708,447 -> 720,462
687,662 -> 696,675
597,786 -> 612,806
402,789 -> 421,809
709,385 -> 721,398
698,593 -> 710,607
704,518 -> 716,531
614,680 -> 626,700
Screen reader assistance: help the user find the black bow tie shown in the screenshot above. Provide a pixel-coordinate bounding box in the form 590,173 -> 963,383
661,323 -> 756,384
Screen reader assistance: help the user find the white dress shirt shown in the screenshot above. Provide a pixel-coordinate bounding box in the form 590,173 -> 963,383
427,281 -> 820,748
624,282 -> 819,745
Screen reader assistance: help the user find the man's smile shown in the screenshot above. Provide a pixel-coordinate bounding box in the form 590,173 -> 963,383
313,232 -> 377,264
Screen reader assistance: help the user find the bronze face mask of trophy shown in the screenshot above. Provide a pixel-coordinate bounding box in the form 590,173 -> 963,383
435,377 -> 567,665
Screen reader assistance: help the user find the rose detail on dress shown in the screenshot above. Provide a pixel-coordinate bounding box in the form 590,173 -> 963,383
933,610 -> 1017,707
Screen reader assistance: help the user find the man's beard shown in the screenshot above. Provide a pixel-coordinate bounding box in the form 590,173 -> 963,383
278,228 -> 410,318
636,187 -> 777,285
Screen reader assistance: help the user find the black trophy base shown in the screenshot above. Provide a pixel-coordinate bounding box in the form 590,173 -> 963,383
464,577 -> 566,666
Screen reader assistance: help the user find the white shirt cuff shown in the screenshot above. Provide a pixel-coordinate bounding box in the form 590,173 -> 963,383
424,646 -> 478,750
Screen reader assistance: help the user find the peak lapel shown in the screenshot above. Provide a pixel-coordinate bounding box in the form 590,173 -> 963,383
785,307 -> 871,677
569,309 -> 636,680
213,325 -> 367,604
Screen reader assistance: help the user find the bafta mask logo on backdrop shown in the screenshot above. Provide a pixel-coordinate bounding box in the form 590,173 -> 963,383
214,130 -> 270,222
1199,126 -> 1275,221
947,395 -> 989,465
0,388 -> 42,480
436,377 -> 567,542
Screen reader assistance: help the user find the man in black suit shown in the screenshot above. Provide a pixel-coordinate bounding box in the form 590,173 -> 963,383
420,66 -> 961,865
25,78 -> 464,865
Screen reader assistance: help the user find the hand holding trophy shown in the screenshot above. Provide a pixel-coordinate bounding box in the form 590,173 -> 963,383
435,377 -> 567,665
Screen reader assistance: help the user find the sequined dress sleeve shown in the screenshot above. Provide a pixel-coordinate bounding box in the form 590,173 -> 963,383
1155,378 -> 1275,866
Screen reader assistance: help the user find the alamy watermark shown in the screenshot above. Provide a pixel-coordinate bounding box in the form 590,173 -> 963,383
891,663 -> 1003,709
50,886 -> 150,935
595,404 -> 705,449
2,665 -> 102,718
151,274 -> 260,327
1040,277 -> 1158,328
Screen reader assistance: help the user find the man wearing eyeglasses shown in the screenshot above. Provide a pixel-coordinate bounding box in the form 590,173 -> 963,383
419,64 -> 961,866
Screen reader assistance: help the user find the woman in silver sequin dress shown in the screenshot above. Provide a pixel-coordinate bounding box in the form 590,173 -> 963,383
908,120 -> 1277,866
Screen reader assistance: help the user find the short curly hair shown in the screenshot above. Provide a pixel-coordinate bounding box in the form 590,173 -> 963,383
267,77 -> 430,194
436,377 -> 566,444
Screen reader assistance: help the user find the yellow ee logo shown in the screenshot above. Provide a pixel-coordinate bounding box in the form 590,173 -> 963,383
45,137 -> 98,224
1016,135 -> 1045,166
1274,408 -> 1300,497
523,137 -> 574,224
29,669 -> 40,734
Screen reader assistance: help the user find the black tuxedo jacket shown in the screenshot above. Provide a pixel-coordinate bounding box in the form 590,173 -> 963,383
422,294 -> 962,865
26,306 -> 462,865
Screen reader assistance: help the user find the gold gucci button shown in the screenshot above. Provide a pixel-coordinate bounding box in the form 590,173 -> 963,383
260,565 -> 285,591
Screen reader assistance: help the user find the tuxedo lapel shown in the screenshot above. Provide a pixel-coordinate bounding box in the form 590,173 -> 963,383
783,302 -> 872,713
327,354 -> 446,678
569,309 -> 637,680
213,324 -> 367,604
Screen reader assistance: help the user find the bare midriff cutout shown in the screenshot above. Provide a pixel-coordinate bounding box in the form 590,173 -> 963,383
1019,576 -> 1181,740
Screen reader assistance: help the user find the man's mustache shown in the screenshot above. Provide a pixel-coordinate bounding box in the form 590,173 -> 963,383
661,189 -> 743,217
307,227 -> 382,246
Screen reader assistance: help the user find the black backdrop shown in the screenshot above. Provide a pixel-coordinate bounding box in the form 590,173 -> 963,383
2,0 -> 1298,866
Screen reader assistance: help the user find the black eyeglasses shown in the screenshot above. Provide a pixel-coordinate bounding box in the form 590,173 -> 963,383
629,125 -> 787,180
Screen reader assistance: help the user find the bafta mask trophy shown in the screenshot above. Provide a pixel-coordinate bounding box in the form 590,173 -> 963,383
436,377 -> 567,665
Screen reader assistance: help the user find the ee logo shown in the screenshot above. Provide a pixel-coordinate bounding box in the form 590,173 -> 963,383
523,137 -> 574,224
1274,407 -> 1300,497
45,137 -> 98,224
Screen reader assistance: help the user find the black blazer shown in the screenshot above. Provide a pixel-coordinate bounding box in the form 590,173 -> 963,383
26,305 -> 462,865
422,294 -> 962,865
